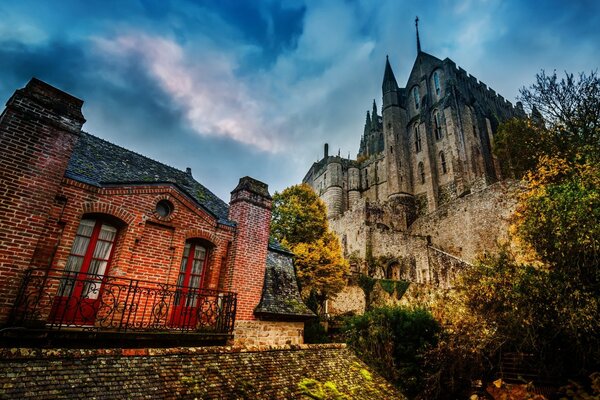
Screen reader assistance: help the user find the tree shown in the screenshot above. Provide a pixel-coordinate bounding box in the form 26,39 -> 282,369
518,70 -> 600,162
271,184 -> 327,246
494,70 -> 600,179
270,184 -> 349,313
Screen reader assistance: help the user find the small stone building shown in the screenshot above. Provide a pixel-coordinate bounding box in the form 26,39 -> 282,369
0,78 -> 313,346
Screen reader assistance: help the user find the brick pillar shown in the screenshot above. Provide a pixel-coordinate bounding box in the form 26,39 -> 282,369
227,177 -> 272,321
0,78 -> 85,323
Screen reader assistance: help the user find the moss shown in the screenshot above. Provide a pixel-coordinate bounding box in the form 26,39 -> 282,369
378,279 -> 396,295
298,378 -> 349,399
395,280 -> 410,300
360,369 -> 372,381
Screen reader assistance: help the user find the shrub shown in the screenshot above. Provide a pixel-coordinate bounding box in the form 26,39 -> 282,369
344,306 -> 440,397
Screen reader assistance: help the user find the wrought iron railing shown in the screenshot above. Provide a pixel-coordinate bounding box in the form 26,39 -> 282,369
8,268 -> 237,335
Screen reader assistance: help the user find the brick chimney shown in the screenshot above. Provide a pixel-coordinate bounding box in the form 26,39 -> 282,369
227,177 -> 272,321
0,78 -> 85,322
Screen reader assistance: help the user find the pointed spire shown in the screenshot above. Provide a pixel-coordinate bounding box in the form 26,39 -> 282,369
382,55 -> 399,94
415,16 -> 421,53
371,100 -> 379,130
364,110 -> 371,135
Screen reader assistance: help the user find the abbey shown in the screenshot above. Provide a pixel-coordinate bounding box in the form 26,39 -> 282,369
303,23 -> 524,307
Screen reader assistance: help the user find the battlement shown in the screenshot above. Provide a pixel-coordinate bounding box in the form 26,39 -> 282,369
447,60 -> 515,110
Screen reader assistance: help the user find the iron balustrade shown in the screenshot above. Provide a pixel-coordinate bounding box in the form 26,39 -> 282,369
8,268 -> 237,335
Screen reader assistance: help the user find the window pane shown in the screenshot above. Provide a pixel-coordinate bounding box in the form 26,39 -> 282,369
77,219 -> 95,237
189,275 -> 201,290
194,246 -> 206,261
70,235 -> 90,257
98,224 -> 117,241
179,256 -> 188,272
65,255 -> 84,273
92,240 -> 113,260
191,259 -> 203,275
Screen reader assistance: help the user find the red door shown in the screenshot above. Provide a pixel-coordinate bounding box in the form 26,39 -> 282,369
50,219 -> 118,325
170,242 -> 208,328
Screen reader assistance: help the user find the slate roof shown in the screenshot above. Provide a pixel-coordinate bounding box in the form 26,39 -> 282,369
255,249 -> 315,320
65,132 -> 233,225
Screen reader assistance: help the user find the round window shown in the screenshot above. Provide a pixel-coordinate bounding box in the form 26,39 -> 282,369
156,199 -> 174,218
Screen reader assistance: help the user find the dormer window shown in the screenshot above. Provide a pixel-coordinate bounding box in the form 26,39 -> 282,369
413,86 -> 420,109
433,71 -> 441,96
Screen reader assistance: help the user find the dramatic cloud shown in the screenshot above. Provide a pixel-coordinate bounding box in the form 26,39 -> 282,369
0,0 -> 598,199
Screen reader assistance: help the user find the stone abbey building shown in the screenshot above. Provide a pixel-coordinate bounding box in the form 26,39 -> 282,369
304,25 -> 525,310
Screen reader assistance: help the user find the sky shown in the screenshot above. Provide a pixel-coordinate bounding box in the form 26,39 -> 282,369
1,0 -> 598,200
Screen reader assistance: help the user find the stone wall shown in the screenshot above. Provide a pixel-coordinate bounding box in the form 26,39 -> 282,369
0,344 -> 404,399
233,320 -> 305,346
409,180 -> 520,263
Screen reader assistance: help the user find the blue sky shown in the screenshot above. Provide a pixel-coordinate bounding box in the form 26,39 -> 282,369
1,0 -> 598,200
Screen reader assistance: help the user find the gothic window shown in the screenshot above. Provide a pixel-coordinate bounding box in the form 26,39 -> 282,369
415,126 -> 422,153
413,86 -> 420,109
433,71 -> 441,96
440,151 -> 447,174
418,162 -> 425,184
390,146 -> 393,154
434,111 -> 443,140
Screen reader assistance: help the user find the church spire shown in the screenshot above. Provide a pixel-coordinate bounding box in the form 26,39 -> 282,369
364,110 -> 371,135
415,16 -> 421,53
371,100 -> 379,130
382,55 -> 399,93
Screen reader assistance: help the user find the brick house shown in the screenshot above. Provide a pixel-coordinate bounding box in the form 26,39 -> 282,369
0,78 -> 313,346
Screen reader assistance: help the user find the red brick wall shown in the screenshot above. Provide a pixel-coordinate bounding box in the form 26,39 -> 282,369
227,178 -> 272,320
0,79 -> 84,322
52,180 -> 235,291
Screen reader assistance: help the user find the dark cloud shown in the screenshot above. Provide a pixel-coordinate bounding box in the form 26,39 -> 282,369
1,0 -> 599,201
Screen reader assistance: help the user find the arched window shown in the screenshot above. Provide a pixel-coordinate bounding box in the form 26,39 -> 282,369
440,151 -> 447,174
413,86 -> 420,109
433,71 -> 441,96
418,162 -> 425,184
171,240 -> 210,327
53,218 -> 119,324
415,126 -> 422,153
434,111 -> 443,140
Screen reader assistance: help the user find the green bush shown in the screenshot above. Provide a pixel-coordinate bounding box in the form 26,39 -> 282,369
343,306 -> 440,397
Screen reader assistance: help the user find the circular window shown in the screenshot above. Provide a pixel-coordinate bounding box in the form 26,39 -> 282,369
155,199 -> 174,218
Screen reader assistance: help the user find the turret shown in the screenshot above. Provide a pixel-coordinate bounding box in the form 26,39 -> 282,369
381,58 -> 415,229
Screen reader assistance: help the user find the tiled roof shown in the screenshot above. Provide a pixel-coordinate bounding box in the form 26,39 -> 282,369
255,250 -> 315,320
65,132 -> 233,225
0,345 -> 405,399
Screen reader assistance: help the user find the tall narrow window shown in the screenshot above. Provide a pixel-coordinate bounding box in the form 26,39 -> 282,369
433,72 -> 441,95
434,111 -> 443,140
171,240 -> 209,328
415,126 -> 422,153
418,162 -> 425,184
413,86 -> 420,109
440,151 -> 447,174
52,218 -> 118,325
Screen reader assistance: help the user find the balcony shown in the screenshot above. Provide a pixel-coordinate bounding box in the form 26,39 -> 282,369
4,268 -> 237,346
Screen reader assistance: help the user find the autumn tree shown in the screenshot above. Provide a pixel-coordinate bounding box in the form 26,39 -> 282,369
494,70 -> 600,179
270,184 -> 348,313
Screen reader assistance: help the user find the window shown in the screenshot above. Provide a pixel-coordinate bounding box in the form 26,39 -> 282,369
171,240 -> 209,327
433,71 -> 441,96
440,151 -> 447,174
434,111 -> 443,140
61,219 -> 118,298
415,126 -> 422,153
473,124 -> 478,137
52,218 -> 118,324
418,162 -> 425,184
156,199 -> 173,218
413,86 -> 420,109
